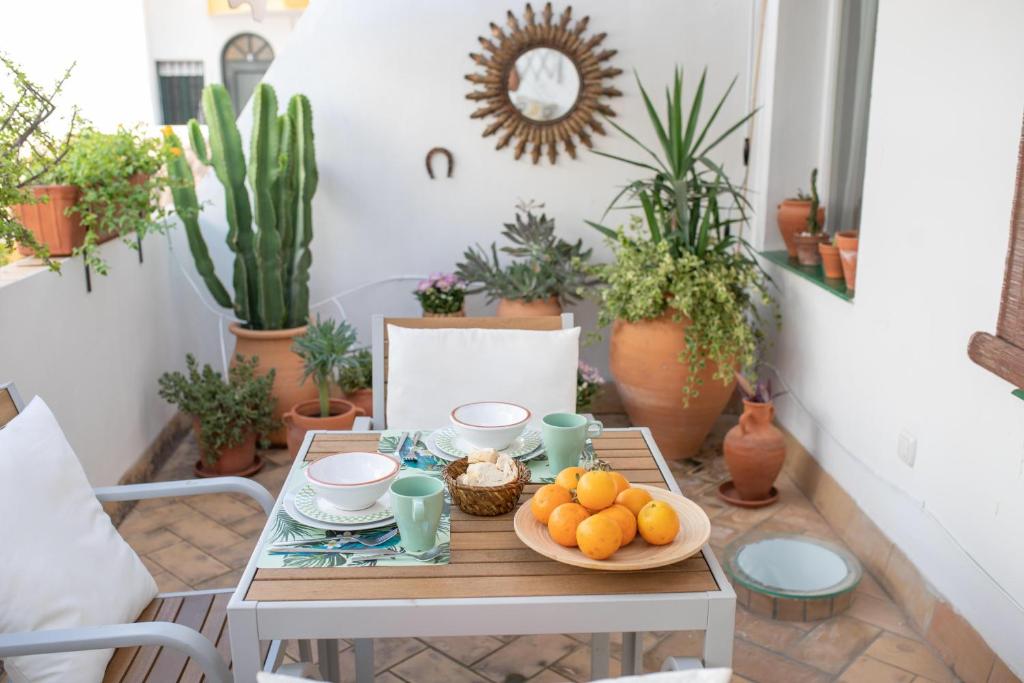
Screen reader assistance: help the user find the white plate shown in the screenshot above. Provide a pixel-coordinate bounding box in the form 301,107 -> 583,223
425,430 -> 545,463
431,427 -> 542,460
282,489 -> 395,532
295,485 -> 393,525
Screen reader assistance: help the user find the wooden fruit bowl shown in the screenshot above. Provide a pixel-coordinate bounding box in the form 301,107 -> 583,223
513,484 -> 711,571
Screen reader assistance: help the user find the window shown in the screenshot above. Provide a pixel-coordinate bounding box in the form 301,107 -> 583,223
157,61 -> 204,125
222,33 -> 275,114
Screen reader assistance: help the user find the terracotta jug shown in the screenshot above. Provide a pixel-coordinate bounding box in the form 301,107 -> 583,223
496,296 -> 562,317
610,312 -> 735,459
723,400 -> 785,501
284,398 -> 365,456
776,201 -> 826,258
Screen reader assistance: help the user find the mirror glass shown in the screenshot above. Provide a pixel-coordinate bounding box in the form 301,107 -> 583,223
508,47 -> 580,122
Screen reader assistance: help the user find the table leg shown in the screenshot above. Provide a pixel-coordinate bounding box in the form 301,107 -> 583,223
317,638 -> 342,682
354,638 -> 374,683
703,596 -> 735,668
590,633 -> 610,680
298,639 -> 313,663
620,632 -> 644,675
227,606 -> 261,683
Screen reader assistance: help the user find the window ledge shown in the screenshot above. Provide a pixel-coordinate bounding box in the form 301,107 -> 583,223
760,250 -> 854,302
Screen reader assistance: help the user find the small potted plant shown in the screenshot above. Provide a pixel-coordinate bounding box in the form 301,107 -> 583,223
457,201 -> 593,317
819,233 -> 843,280
158,354 -> 278,477
285,316 -> 366,455
339,347 -> 373,419
720,371 -> 785,507
777,168 -> 826,260
792,169 -> 828,266
414,273 -> 467,317
576,360 -> 605,412
836,230 -> 859,291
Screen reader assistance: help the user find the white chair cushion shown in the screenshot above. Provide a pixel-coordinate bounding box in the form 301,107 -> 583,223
258,667 -> 730,683
385,325 -> 580,429
0,398 -> 157,683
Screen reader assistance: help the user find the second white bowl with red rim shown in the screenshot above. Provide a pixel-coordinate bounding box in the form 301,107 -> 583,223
450,401 -> 531,450
305,452 -> 400,510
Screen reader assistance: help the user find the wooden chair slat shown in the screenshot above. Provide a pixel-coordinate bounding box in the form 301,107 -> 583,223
145,593 -> 214,682
102,599 -> 162,683
0,386 -> 20,429
180,592 -> 231,683
118,596 -> 184,683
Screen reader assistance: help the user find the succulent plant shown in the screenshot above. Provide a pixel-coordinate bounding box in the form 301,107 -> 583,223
292,316 -> 358,417
805,168 -> 822,234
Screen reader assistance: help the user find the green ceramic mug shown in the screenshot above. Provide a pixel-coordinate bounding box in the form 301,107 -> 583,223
541,412 -> 604,475
390,475 -> 444,552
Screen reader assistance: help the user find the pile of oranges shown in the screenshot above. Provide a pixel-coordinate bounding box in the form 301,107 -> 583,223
529,466 -> 680,560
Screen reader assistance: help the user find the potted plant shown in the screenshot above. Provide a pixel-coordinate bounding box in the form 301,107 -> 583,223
163,82 -> 320,444
836,230 -> 859,291
720,372 -> 785,507
339,347 -> 373,418
414,273 -> 467,317
576,360 -> 605,412
588,68 -> 774,459
819,233 -> 843,280
792,169 -> 828,266
777,170 -> 826,259
158,354 -> 278,477
457,201 -> 593,317
285,316 -> 365,455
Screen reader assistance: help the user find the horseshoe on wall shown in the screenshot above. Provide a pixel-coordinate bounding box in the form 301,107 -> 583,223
425,147 -> 454,179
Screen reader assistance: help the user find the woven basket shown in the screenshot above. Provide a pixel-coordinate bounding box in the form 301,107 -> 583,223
443,458 -> 531,516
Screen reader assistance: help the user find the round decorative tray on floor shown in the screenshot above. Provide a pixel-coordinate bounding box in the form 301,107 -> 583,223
723,532 -> 862,621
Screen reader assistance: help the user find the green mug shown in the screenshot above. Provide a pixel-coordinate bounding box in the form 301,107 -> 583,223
541,412 -> 603,475
389,475 -> 444,552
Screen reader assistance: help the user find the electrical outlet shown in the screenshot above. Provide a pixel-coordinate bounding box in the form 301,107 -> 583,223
897,431 -> 917,468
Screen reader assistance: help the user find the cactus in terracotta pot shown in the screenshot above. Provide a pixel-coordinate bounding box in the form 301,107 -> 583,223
792,168 -> 828,266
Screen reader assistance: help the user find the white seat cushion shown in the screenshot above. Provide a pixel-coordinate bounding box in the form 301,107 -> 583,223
0,398 -> 157,683
385,325 -> 580,429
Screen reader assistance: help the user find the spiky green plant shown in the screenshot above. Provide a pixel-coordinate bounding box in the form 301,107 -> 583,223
292,315 -> 358,417
163,83 -> 317,330
805,168 -> 822,234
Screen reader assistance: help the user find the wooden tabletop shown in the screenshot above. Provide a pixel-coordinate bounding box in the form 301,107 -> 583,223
246,430 -> 719,602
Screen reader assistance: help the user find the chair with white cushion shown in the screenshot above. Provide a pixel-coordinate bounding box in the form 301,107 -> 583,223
0,382 -> 311,683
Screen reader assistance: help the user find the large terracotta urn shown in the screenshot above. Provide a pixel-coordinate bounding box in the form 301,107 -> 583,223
496,296 -> 562,317
230,323 -> 318,446
723,400 -> 786,501
283,399 -> 364,456
610,312 -> 735,459
344,388 -> 374,419
776,200 -> 826,258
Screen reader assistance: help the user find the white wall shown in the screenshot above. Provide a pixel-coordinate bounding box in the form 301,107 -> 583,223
761,0 -> 1024,672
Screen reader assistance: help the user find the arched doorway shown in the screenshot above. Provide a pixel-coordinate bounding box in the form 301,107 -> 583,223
221,33 -> 275,113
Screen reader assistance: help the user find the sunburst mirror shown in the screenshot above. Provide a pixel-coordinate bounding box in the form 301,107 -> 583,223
465,2 -> 622,165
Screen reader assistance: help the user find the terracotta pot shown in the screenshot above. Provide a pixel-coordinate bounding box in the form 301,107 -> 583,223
423,308 -> 466,318
836,231 -> 859,292
496,296 -> 562,317
345,388 -> 374,419
777,200 -> 826,258
610,312 -> 735,459
723,400 -> 786,501
13,185 -> 84,256
793,232 -> 828,266
284,398 -> 365,456
819,242 -> 843,279
229,323 -> 318,446
192,419 -> 258,476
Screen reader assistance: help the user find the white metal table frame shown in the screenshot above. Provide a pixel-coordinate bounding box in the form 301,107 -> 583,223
228,428 -> 735,682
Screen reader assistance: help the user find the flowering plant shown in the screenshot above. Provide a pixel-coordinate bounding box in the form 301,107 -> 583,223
414,272 -> 467,314
576,360 -> 605,412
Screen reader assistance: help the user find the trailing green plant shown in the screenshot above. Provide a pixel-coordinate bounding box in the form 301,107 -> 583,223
414,273 -> 467,314
457,201 -> 594,305
338,347 -> 372,394
292,315 -> 358,418
158,354 -> 279,464
0,55 -> 78,270
804,168 -> 821,234
163,82 -> 318,330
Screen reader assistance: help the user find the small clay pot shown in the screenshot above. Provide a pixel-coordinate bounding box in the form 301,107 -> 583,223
777,200 -> 826,258
192,419 -> 259,476
819,242 -> 843,279
793,232 -> 828,266
284,398 -> 365,456
344,388 -> 373,420
836,231 -> 859,291
423,308 -> 466,318
723,400 -> 786,502
496,296 -> 562,317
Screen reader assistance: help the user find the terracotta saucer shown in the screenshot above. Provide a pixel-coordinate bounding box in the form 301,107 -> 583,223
716,480 -> 778,508
194,454 -> 264,479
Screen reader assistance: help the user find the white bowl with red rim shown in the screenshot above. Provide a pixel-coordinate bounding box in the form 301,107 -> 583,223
305,452 -> 400,510
450,401 -> 531,450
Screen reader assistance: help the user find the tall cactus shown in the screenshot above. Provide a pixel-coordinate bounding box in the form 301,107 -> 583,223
163,83 -> 317,330
806,168 -> 821,235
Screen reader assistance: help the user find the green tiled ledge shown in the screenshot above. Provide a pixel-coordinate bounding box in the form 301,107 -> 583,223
760,250 -> 854,302
1013,389 -> 1024,402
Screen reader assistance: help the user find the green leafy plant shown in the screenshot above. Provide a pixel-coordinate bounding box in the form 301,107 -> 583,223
0,55 -> 78,270
292,315 -> 358,417
457,201 -> 594,305
804,168 -> 822,234
414,273 -> 467,314
158,354 -> 279,464
338,347 -> 372,394
163,82 -> 318,330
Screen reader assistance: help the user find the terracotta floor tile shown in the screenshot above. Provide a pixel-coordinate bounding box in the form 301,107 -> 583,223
474,634 -> 577,682
185,493 -> 261,524
148,540 -> 232,585
866,632 -> 955,683
195,567 -> 243,590
168,511 -> 245,552
735,606 -> 807,650
207,537 -> 258,569
151,570 -> 190,593
715,503 -> 785,531
526,669 -> 571,682
838,655 -> 915,682
419,636 -> 506,666
854,572 -> 888,600
254,464 -> 290,494
642,630 -> 704,672
987,658 -> 1022,683
926,601 -> 996,683
786,616 -> 881,674
374,673 -> 406,683
732,638 -> 831,683
122,527 -> 181,555
117,501 -> 195,535
548,642 -> 620,682
390,648 -> 489,683
845,594 -> 918,639
232,512 -> 270,537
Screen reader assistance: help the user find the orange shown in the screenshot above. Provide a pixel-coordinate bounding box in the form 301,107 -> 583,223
575,471 -> 617,512
547,502 -> 590,547
637,500 -> 680,545
598,504 -> 637,545
576,514 -> 622,560
554,466 -> 586,491
608,471 -> 630,496
615,487 -> 653,517
530,484 -> 573,524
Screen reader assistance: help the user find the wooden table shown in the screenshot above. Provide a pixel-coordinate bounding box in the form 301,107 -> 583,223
228,428 -> 735,682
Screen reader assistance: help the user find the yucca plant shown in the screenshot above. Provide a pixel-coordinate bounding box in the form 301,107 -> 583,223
292,315 -> 358,418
